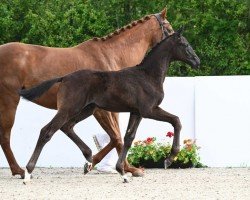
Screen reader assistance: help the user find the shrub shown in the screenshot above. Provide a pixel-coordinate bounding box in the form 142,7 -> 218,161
128,132 -> 205,168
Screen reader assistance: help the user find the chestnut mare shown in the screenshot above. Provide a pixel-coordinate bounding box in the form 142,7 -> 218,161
0,8 -> 174,178
19,29 -> 200,183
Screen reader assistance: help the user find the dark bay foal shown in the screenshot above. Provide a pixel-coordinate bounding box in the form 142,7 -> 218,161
19,28 -> 200,183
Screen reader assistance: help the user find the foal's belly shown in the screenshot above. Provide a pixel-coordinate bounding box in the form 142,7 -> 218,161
95,94 -> 138,113
97,104 -> 136,113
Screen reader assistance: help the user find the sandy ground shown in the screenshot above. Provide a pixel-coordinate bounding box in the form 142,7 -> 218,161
0,167 -> 249,200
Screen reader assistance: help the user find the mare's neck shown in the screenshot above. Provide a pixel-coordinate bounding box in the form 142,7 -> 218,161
78,17 -> 161,70
140,39 -> 173,84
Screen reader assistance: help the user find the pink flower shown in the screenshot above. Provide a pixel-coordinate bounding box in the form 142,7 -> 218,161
166,131 -> 174,138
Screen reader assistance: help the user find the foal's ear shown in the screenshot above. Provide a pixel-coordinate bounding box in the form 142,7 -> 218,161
160,7 -> 167,19
176,26 -> 184,36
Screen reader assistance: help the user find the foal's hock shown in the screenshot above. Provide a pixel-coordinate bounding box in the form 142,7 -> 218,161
20,29 -> 200,183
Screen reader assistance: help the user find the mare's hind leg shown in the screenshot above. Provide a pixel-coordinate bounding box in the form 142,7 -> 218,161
116,113 -> 142,183
0,91 -> 24,178
142,106 -> 182,168
93,110 -> 144,177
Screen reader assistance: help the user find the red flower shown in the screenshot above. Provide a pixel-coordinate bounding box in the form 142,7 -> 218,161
166,131 -> 174,138
146,137 -> 153,143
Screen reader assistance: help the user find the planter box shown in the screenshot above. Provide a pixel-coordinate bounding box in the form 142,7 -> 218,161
132,158 -> 194,169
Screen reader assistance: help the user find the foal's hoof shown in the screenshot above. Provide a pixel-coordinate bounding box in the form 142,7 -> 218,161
122,175 -> 129,183
132,168 -> 144,177
164,158 -> 173,169
20,173 -> 25,179
84,161 -> 93,175
23,170 -> 32,185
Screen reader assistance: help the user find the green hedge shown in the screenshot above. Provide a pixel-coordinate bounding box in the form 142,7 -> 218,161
0,0 -> 249,76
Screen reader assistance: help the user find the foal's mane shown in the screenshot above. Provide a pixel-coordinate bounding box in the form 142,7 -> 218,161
138,33 -> 175,66
92,15 -> 153,42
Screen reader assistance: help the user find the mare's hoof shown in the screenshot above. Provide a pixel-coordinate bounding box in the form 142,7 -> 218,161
132,168 -> 144,177
164,158 -> 173,169
12,169 -> 25,179
23,170 -> 32,185
84,161 -> 92,175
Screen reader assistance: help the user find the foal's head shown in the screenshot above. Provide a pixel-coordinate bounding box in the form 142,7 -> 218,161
169,28 -> 200,68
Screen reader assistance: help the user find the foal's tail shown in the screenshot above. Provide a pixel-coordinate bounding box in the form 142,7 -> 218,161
19,77 -> 63,101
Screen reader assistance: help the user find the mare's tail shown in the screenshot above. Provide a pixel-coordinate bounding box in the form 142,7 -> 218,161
19,77 -> 63,101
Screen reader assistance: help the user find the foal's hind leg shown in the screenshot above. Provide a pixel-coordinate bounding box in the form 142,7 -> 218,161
0,92 -> 25,178
142,106 -> 182,168
93,110 -> 144,177
60,104 -> 96,173
24,111 -> 69,181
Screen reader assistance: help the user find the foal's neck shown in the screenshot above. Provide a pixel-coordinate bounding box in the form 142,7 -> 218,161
140,39 -> 173,84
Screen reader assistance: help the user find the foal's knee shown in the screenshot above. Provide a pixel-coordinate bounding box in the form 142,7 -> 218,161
172,116 -> 182,131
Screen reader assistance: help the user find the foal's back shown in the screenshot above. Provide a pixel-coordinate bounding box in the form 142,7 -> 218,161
57,67 -> 163,113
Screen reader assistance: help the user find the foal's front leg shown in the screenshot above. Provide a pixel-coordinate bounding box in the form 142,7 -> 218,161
93,110 -> 144,177
116,113 -> 142,183
142,106 -> 182,168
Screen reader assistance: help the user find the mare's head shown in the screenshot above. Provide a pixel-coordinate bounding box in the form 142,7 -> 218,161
150,8 -> 174,45
169,28 -> 200,68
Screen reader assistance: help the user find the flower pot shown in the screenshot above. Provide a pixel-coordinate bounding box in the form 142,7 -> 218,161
132,158 -> 194,169
169,160 -> 194,169
139,158 -> 165,168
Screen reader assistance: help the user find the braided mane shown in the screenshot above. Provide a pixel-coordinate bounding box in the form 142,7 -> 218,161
92,15 -> 153,42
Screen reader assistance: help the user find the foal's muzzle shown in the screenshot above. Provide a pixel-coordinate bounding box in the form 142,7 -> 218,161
192,56 -> 201,69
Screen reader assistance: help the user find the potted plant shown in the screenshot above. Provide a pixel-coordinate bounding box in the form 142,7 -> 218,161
127,132 -> 204,168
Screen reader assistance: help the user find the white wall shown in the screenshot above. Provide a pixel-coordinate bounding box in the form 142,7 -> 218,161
195,76 -> 250,167
0,76 -> 250,168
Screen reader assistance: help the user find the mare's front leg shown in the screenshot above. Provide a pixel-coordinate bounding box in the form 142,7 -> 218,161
93,110 -> 144,177
142,106 -> 182,168
116,113 -> 142,183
